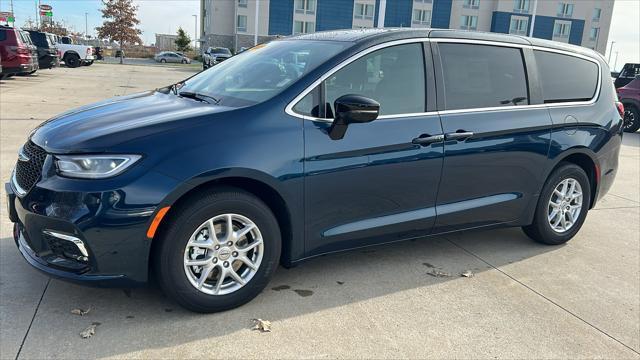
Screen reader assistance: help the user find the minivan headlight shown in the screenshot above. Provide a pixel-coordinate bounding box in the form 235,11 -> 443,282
55,155 -> 141,179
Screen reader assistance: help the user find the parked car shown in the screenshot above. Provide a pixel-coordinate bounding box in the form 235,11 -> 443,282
613,63 -> 640,89
6,29 -> 623,313
26,30 -> 59,69
202,46 -> 231,69
54,35 -> 94,68
155,51 -> 191,64
114,49 -> 125,58
617,76 -> 640,132
0,25 -> 39,77
17,30 -> 39,75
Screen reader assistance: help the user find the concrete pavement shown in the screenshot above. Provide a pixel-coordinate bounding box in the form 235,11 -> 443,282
0,63 -> 638,359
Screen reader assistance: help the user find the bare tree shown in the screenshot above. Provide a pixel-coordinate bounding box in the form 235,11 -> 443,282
40,21 -> 68,36
96,0 -> 142,64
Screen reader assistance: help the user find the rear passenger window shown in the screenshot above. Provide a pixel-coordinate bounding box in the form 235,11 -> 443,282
438,44 -> 529,110
534,50 -> 599,103
0,30 -> 6,42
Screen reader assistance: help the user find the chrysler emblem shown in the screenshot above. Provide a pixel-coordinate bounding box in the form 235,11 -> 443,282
17,146 -> 30,162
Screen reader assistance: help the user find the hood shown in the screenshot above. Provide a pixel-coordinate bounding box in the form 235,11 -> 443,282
30,91 -> 232,153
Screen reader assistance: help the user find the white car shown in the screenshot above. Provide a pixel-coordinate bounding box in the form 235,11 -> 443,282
55,36 -> 94,68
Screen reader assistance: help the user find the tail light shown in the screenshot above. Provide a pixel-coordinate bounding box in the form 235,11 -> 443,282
87,48 -> 92,55
16,47 -> 30,55
616,102 -> 625,118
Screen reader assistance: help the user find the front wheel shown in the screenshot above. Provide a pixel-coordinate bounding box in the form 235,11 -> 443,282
160,59 -> 167,63
623,105 -> 640,133
155,187 -> 281,313
523,163 -> 591,245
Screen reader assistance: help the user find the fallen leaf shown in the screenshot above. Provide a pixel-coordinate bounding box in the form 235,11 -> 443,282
71,308 -> 90,316
427,269 -> 451,277
80,324 -> 97,339
251,318 -> 272,333
460,270 -> 474,278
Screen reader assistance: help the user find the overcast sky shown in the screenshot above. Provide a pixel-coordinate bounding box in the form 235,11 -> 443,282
2,0 -> 638,70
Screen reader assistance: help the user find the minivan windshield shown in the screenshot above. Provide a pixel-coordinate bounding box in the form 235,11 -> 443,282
180,40 -> 349,107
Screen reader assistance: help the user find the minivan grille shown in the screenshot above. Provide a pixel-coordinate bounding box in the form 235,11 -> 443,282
15,141 -> 47,192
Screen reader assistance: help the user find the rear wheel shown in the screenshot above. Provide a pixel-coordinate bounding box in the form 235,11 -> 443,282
523,163 -> 591,245
155,187 -> 281,313
160,59 -> 167,63
65,53 -> 81,68
623,105 -> 640,133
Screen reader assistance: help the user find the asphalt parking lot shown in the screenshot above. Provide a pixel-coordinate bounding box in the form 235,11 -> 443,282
0,63 -> 639,359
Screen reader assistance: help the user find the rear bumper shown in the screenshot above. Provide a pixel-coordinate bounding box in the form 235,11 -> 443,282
1,62 -> 38,75
38,55 -> 60,69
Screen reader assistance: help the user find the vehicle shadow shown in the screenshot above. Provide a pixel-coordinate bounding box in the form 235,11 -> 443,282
622,131 -> 639,148
2,227 -> 561,357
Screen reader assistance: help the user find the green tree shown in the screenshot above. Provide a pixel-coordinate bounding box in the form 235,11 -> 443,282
175,27 -> 192,52
96,0 -> 142,64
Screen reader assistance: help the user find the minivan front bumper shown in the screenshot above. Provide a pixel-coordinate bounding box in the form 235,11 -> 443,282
5,167 -> 180,287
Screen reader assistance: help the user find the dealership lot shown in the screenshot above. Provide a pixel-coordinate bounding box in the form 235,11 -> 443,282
0,64 -> 638,359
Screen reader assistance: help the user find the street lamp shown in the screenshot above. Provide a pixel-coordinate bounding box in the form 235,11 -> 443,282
192,14 -> 198,51
607,41 -> 616,64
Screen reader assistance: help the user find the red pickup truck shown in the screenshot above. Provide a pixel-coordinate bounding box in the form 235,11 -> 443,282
618,76 -> 640,133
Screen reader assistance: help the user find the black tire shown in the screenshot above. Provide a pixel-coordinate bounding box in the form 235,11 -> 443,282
523,162 -> 591,245
155,187 -> 281,313
65,53 -> 81,68
623,105 -> 640,133
181,59 -> 187,64
160,59 -> 167,63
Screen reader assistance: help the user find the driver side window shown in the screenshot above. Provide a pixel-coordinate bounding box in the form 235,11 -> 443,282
324,43 -> 425,117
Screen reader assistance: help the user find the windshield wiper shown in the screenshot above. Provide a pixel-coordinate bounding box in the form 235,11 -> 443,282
178,91 -> 220,104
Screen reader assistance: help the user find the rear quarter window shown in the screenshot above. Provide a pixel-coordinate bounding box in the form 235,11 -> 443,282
534,50 -> 599,103
0,29 -> 6,42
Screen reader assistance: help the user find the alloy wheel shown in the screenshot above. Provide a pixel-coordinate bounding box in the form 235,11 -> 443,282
183,213 -> 264,295
547,178 -> 583,233
623,109 -> 636,130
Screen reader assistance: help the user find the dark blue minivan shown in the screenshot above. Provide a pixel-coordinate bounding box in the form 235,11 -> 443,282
6,29 -> 624,312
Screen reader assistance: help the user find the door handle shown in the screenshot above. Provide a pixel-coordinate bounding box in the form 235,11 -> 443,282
445,131 -> 474,141
412,134 -> 444,146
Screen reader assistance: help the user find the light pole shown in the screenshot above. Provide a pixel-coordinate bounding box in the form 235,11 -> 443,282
607,41 -> 616,64
85,12 -> 88,40
529,0 -> 538,37
613,51 -> 619,71
192,14 -> 198,52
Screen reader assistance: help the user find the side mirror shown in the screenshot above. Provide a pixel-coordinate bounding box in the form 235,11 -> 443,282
329,94 -> 380,140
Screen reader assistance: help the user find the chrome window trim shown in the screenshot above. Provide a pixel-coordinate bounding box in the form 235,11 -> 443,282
284,37 -> 432,122
285,37 -> 602,123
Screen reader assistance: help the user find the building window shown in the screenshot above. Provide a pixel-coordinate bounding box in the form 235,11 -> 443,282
238,0 -> 248,8
295,0 -> 316,15
553,20 -> 571,38
589,27 -> 599,41
592,8 -> 601,21
509,17 -> 528,35
354,3 -> 375,20
463,0 -> 480,9
460,15 -> 478,30
413,9 -> 432,25
237,15 -> 247,32
294,20 -> 315,34
557,3 -> 574,18
414,0 -> 433,3
513,0 -> 529,13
